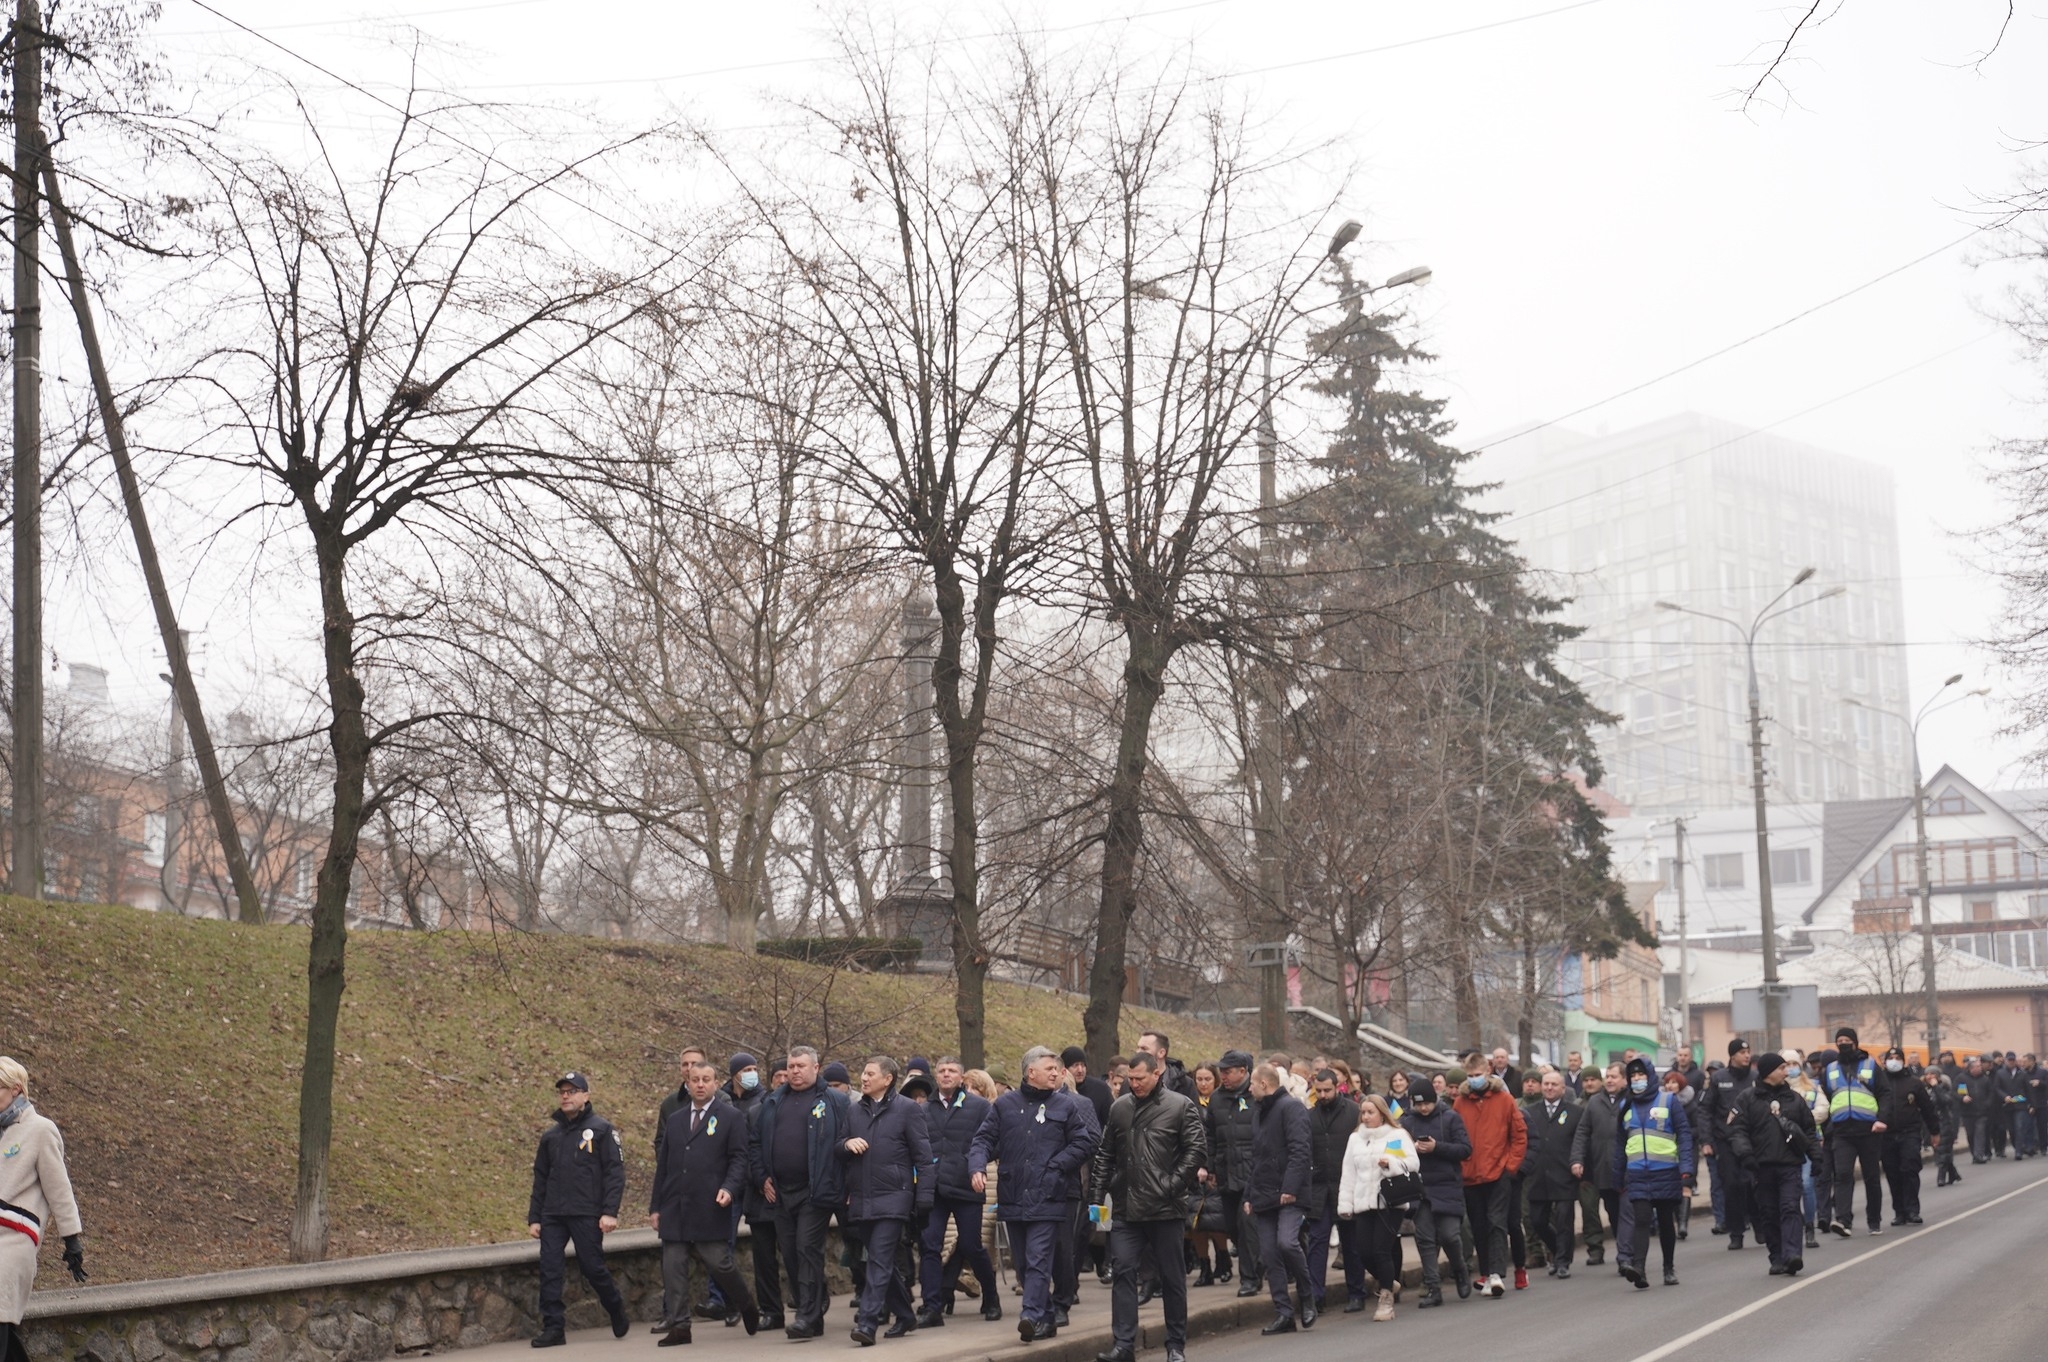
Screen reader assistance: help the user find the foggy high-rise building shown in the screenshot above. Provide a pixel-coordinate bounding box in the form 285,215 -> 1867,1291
1479,412 -> 1912,815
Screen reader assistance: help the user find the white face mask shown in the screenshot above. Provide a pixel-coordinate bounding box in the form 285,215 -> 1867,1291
739,1070 -> 761,1091
1630,1077 -> 1650,1095
1884,1060 -> 1904,1074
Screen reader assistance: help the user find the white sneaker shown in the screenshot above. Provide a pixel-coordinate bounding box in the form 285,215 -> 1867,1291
1486,1274 -> 1504,1298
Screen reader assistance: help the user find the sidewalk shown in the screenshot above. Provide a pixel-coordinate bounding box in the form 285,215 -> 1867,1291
454,1275 -> 1298,1362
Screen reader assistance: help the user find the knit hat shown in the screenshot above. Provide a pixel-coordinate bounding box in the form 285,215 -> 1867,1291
1755,1052 -> 1787,1081
729,1051 -> 759,1076
906,1056 -> 933,1076
1060,1046 -> 1089,1068
1728,1037 -> 1751,1057
1834,1025 -> 1859,1047
820,1061 -> 851,1086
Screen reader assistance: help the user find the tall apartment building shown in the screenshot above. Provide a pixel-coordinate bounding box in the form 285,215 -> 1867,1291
1479,413 -> 1912,815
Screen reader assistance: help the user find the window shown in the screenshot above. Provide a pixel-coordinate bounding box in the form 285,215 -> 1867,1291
1771,847 -> 1813,886
1704,853 -> 1745,890
1658,857 -> 1678,889
142,812 -> 167,869
1631,693 -> 1657,734
1926,785 -> 1983,817
1971,901 -> 1996,924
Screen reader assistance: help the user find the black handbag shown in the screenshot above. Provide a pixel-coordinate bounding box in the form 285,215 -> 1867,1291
1379,1170 -> 1423,1209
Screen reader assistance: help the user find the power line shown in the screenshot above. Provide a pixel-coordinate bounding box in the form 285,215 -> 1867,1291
159,0 -> 550,38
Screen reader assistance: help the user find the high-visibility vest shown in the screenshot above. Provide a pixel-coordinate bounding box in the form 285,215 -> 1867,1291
1622,1100 -> 1680,1171
1826,1058 -> 1879,1123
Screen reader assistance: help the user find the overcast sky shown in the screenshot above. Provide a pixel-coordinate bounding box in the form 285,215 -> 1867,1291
67,0 -> 2044,793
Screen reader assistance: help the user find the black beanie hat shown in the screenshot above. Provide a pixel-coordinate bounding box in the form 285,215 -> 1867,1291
1060,1046 -> 1088,1068
1755,1052 -> 1787,1081
1835,1025 -> 1859,1047
1729,1036 -> 1751,1058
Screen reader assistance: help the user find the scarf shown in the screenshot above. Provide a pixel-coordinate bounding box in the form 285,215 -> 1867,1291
0,1094 -> 27,1132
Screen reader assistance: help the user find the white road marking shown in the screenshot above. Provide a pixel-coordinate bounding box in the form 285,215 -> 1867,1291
1624,1172 -> 2048,1362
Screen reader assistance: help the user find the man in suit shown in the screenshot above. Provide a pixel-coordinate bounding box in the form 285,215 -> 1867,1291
1522,1069 -> 1584,1279
650,1061 -> 760,1345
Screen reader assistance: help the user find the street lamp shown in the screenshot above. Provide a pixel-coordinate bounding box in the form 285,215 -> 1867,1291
1657,569 -> 1845,1050
1249,232 -> 1430,1051
1852,677 -> 1989,1061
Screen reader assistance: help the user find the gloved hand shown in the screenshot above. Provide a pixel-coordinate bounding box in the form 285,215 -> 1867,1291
62,1234 -> 87,1283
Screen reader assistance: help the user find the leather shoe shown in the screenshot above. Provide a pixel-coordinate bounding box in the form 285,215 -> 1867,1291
784,1323 -> 817,1341
883,1320 -> 915,1339
1415,1288 -> 1444,1309
1343,1295 -> 1366,1313
982,1301 -> 1004,1322
1136,1282 -> 1158,1306
1054,1308 -> 1070,1329
1299,1301 -> 1317,1330
758,1314 -> 785,1331
1454,1277 -> 1472,1300
1019,1317 -> 1037,1343
657,1327 -> 692,1347
1029,1321 -> 1058,1342
851,1327 -> 876,1347
530,1334 -> 565,1350
1235,1282 -> 1261,1298
740,1307 -> 760,1337
1166,1351 -> 1186,1362
916,1310 -> 945,1329
1096,1351 -> 1136,1362
1260,1315 -> 1297,1336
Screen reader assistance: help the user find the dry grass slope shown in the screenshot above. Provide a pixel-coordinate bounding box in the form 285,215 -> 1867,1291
0,896 -> 1239,1287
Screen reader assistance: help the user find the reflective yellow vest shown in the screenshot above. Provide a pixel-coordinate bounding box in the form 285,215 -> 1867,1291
1826,1057 -> 1879,1123
1622,1101 -> 1680,1171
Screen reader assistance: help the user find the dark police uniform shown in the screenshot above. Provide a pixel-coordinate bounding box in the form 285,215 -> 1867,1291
528,1076 -> 628,1342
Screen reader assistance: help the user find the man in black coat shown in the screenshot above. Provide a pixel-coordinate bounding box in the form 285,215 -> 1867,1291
1091,1052 -> 1206,1362
1725,1052 -> 1817,1276
724,1053 -> 783,1330
1063,1047 -> 1115,1290
1522,1069 -> 1583,1279
840,1057 -> 934,1346
650,1061 -> 761,1344
1400,1079 -> 1473,1306
1698,1037 -> 1760,1248
527,1073 -> 629,1347
917,1058 -> 1001,1326
1874,1047 -> 1938,1225
1243,1064 -> 1315,1334
1136,1031 -> 1199,1102
751,1046 -> 852,1340
1301,1070 -> 1363,1311
1957,1055 -> 1995,1164
1569,1064 -> 1622,1267
1199,1050 -> 1262,1297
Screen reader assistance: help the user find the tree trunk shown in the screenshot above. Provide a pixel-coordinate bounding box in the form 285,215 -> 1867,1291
290,532 -> 368,1264
1083,634 -> 1169,1071
930,568 -> 987,1072
1450,928 -> 1481,1053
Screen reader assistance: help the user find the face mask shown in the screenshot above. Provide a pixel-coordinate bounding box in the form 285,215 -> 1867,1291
739,1071 -> 760,1092
1884,1060 -> 1903,1074
1630,1077 -> 1650,1095
1467,1075 -> 1489,1093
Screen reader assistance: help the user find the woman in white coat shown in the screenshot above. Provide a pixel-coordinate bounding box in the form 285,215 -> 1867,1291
0,1057 -> 85,1362
1335,1094 -> 1419,1321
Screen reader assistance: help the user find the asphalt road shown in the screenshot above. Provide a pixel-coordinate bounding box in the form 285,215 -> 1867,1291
1194,1154 -> 2048,1362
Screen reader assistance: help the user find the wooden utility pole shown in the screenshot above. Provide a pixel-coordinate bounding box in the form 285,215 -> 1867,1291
9,0 -> 43,899
160,636 -> 186,912
39,142 -> 265,924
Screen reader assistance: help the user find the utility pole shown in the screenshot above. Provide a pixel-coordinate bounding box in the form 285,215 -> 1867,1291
9,0 -> 43,899
1251,344 -> 1288,1053
1744,656 -> 1783,1051
1911,751 -> 1938,1060
160,640 -> 186,913
1673,816 -> 1690,1062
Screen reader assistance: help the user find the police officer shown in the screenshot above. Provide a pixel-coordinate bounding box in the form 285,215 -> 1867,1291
1818,1027 -> 1889,1235
650,1060 -> 760,1344
528,1073 -> 629,1348
1725,1052 -> 1816,1277
1875,1047 -> 1937,1225
1697,1038 -> 1758,1250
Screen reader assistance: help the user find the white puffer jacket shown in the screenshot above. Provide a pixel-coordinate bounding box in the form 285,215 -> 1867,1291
1336,1120 -> 1421,1217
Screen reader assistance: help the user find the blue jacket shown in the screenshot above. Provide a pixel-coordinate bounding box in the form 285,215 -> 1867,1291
841,1087 -> 935,1221
1400,1101 -> 1473,1216
1613,1060 -> 1695,1202
969,1084 -> 1099,1221
925,1088 -> 992,1202
750,1080 -> 852,1204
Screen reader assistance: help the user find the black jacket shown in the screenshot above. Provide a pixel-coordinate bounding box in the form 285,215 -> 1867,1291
750,1081 -> 852,1204
925,1089 -> 992,1202
726,1085 -> 773,1221
1305,1095 -> 1359,1220
1399,1102 -> 1472,1215
1955,1067 -> 1996,1116
1076,1075 -> 1115,1129
1697,1062 -> 1755,1152
649,1094 -> 748,1242
529,1105 -> 625,1222
1875,1068 -> 1938,1138
841,1087 -> 934,1221
1160,1059 -> 1199,1103
1726,1081 -> 1817,1167
1244,1090 -> 1311,1213
1203,1079 -> 1258,1190
1520,1095 -> 1583,1200
1569,1090 -> 1622,1190
1091,1087 -> 1207,1223
1922,1080 -> 1959,1141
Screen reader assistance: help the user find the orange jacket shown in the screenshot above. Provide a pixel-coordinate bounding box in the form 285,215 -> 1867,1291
1454,1078 -> 1528,1185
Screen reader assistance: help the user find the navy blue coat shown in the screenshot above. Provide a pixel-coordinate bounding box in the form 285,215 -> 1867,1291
750,1080 -> 852,1204
1244,1091 -> 1311,1213
649,1094 -> 749,1243
1613,1066 -> 1695,1203
841,1087 -> 935,1221
969,1085 -> 1099,1222
925,1089 -> 992,1202
528,1107 -> 625,1222
1399,1102 -> 1473,1216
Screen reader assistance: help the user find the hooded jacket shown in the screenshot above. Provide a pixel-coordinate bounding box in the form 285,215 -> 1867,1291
1400,1098 -> 1472,1215
1697,1060 -> 1755,1153
1244,1088 -> 1313,1212
1453,1074 -> 1528,1186
1613,1058 -> 1694,1202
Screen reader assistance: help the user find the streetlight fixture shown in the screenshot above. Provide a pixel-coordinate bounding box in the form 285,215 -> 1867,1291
1657,569 -> 1845,1050
1852,676 -> 1989,1062
1249,229 -> 1430,1051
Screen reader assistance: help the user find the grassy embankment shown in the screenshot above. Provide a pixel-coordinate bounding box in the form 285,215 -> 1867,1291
0,896 -> 1237,1286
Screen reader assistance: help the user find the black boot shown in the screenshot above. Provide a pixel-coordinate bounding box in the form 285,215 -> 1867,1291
1193,1263 -> 1214,1288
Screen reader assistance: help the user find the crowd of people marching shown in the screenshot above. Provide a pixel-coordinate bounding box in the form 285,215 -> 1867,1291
524,1029 -> 2048,1357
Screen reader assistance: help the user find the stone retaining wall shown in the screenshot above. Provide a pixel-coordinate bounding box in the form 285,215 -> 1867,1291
24,1229 -> 854,1362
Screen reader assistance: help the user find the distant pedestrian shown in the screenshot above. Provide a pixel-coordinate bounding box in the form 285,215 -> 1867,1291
1399,1075 -> 1472,1307
527,1072 -> 628,1347
1336,1096 -> 1419,1322
1454,1052 -> 1527,1300
1302,1069 -> 1363,1312
1200,1051 -> 1262,1295
1875,1047 -> 1937,1225
0,1057 -> 86,1362
1522,1070 -> 1583,1279
1698,1038 -> 1758,1250
970,1047 -> 1100,1343
1243,1064 -> 1315,1334
1569,1064 -> 1623,1267
918,1058 -> 1002,1325
649,1060 -> 760,1344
